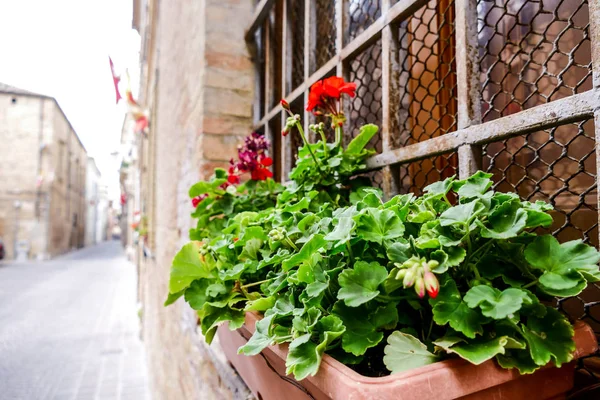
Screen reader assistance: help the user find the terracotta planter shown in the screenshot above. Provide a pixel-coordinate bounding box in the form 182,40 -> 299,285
217,312 -> 598,400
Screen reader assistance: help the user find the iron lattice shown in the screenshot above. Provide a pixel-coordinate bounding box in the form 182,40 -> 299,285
478,0 -> 592,122
347,39 -> 384,153
347,0 -> 381,44
394,0 -> 457,149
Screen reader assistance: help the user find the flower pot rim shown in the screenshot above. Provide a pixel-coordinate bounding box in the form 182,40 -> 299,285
241,311 -> 598,385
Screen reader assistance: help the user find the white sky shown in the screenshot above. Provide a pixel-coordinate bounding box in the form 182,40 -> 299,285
0,0 -> 141,202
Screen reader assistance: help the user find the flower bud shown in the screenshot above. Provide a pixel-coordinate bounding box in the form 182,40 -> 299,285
280,99 -> 290,110
282,129 -> 289,137
426,260 -> 439,272
268,228 -> 285,241
403,267 -> 416,288
423,271 -> 439,299
414,276 -> 425,298
395,269 -> 407,281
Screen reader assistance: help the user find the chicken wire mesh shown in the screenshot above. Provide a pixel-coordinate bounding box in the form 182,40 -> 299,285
397,153 -> 459,196
346,38 -> 384,153
287,0 -> 305,93
477,0 -> 592,122
346,0 -> 382,44
268,2 -> 283,110
483,119 -> 600,385
394,0 -> 457,149
312,0 -> 337,73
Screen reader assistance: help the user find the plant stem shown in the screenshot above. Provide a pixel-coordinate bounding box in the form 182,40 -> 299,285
522,279 -> 538,289
346,242 -> 354,263
284,235 -> 299,251
240,278 -> 273,289
334,125 -> 343,148
294,120 -> 324,174
427,318 -> 434,341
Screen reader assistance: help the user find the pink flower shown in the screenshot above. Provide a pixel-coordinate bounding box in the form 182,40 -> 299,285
423,271 -> 439,299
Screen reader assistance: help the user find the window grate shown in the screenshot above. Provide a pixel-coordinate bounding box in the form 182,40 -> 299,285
347,0 -> 382,43
312,0 -> 337,73
347,38 -> 384,153
246,0 -> 600,386
288,0 -> 305,92
395,0 -> 457,149
478,0 -> 593,122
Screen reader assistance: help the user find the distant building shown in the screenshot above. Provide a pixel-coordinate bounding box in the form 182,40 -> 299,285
0,83 -> 87,260
85,157 -> 108,246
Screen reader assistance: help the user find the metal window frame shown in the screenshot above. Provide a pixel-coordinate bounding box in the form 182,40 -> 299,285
246,0 -> 600,241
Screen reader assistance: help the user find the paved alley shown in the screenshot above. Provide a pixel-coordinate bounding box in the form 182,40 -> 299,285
0,241 -> 151,400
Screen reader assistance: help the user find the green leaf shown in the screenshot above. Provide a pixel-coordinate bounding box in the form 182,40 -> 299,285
324,216 -> 355,243
199,305 -> 245,344
184,279 -> 211,310
496,349 -> 539,374
355,208 -> 405,244
238,314 -> 275,356
383,331 -> 438,374
521,307 -> 575,367
333,301 -> 398,356
169,242 -> 214,293
386,241 -> 411,263
239,238 -> 263,261
454,171 -> 493,198
293,307 -> 322,333
282,234 -> 328,271
424,176 -> 455,196
245,296 -> 276,312
164,289 -> 185,306
430,247 -> 466,273
479,200 -> 527,239
337,261 -> 388,307
524,235 -> 600,294
430,279 -> 485,338
439,201 -> 484,228
285,316 -> 345,381
285,334 -> 320,380
346,124 -> 378,155
436,336 -> 509,365
464,286 -> 529,319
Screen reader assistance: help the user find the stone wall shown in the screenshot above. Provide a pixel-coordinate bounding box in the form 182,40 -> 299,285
0,92 -> 87,260
135,0 -> 255,399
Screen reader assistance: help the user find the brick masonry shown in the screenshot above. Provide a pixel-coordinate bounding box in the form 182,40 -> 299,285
134,0 -> 256,399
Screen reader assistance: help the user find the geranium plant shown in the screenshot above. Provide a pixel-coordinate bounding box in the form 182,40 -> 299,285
166,77 -> 600,381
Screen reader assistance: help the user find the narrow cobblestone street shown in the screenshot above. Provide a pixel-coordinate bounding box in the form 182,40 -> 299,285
0,241 -> 150,400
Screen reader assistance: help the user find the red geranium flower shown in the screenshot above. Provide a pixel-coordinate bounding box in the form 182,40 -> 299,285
227,174 -> 240,184
251,167 -> 273,181
322,77 -> 357,99
306,77 -> 356,114
306,80 -> 326,112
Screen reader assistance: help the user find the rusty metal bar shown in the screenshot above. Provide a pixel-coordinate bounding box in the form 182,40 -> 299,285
589,0 -> 600,245
380,0 -> 400,197
245,0 -> 276,42
455,0 -> 481,179
335,0 -> 344,76
252,0 -> 427,132
281,0 -> 289,179
589,0 -> 600,88
303,0 -> 311,140
365,89 -> 600,170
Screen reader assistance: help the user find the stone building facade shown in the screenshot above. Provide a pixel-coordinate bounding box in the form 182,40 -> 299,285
131,0 -> 255,398
0,83 -> 88,260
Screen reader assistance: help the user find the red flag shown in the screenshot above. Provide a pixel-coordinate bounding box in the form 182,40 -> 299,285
109,56 -> 122,104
